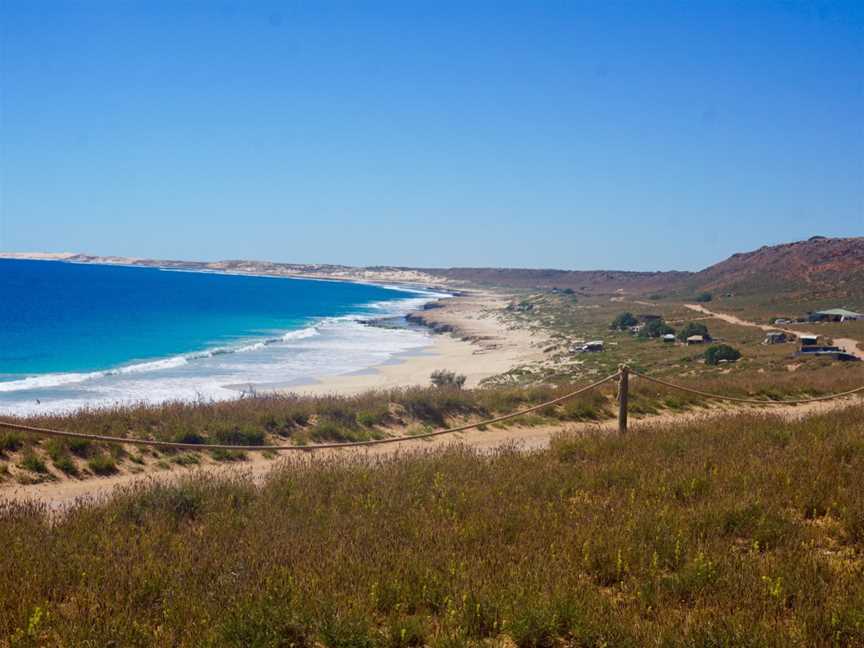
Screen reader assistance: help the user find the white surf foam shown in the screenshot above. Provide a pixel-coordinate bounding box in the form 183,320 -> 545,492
0,290 -> 443,415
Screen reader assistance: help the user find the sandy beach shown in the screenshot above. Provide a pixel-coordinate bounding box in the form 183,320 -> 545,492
289,291 -> 550,396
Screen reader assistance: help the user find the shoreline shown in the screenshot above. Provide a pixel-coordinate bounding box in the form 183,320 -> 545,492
288,292 -> 549,396
0,273 -> 537,415
0,270 -> 452,416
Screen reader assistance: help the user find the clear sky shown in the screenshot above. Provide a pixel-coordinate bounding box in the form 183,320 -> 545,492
1,1 -> 861,271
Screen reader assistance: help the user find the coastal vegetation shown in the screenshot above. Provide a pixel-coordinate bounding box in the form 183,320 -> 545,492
2,297 -> 863,487
3,406 -> 864,645
0,382 -> 616,483
638,318 -> 675,339
705,344 -> 742,366
493,289 -> 863,388
610,312 -> 638,330
3,357 -> 862,486
676,322 -> 710,342
430,370 -> 467,389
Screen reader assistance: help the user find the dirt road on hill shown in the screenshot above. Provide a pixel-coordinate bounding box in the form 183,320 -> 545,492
684,304 -> 864,359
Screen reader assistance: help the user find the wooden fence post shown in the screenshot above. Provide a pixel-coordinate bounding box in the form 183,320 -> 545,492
618,364 -> 629,435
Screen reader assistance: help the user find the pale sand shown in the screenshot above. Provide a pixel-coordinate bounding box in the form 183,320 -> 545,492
290,292 -> 549,396
0,251 -> 78,260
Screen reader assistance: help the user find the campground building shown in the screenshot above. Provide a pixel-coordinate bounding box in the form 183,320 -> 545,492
807,308 -> 863,323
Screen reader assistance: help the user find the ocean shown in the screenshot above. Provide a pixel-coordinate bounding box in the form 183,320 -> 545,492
0,259 -> 442,416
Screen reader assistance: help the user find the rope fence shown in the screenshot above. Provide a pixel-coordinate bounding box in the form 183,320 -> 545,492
0,373 -> 620,451
0,366 -> 862,448
631,371 -> 864,406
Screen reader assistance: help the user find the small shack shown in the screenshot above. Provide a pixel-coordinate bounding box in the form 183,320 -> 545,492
808,308 -> 864,323
661,333 -> 676,343
686,335 -> 705,345
583,340 -> 604,352
799,334 -> 819,347
763,331 -> 788,345
796,346 -> 860,362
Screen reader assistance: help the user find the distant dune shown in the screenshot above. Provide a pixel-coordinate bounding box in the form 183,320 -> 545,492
4,235 -> 863,299
0,251 -> 79,260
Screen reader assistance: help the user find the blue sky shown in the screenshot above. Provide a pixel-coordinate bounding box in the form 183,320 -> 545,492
1,1 -> 861,271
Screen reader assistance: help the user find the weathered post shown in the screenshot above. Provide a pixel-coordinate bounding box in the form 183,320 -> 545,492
617,364 -> 629,435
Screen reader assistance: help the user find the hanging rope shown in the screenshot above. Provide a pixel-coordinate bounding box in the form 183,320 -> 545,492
2,368 -> 861,454
632,370 -> 864,405
0,372 -> 620,451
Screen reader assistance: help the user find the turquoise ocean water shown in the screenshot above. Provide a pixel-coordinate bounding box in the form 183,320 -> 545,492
0,259 -> 440,415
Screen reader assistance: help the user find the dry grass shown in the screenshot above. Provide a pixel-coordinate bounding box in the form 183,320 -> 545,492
4,361 -> 864,486
0,385 -> 619,484
2,406 -> 864,646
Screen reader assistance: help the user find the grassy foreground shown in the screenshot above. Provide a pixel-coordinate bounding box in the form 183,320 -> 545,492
3,406 -> 864,646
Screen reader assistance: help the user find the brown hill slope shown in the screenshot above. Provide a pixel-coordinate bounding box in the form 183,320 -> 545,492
423,236 -> 864,299
686,236 -> 864,298
417,267 -> 691,294
6,236 -> 861,300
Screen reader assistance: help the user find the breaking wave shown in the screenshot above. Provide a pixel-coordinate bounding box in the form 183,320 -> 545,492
0,326 -> 323,393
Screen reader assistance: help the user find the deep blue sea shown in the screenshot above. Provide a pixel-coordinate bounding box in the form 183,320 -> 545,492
0,259 -> 440,415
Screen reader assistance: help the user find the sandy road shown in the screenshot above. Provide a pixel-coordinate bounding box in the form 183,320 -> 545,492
684,303 -> 863,359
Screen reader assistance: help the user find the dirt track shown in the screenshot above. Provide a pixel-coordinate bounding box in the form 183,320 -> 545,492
4,394 -> 862,511
684,303 -> 863,359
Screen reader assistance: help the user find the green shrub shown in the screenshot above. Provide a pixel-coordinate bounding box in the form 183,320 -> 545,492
639,319 -> 675,339
558,395 -> 609,421
400,387 -> 475,426
356,406 -> 389,428
677,322 -> 710,342
53,455 -> 79,476
660,553 -> 717,602
45,439 -> 70,462
68,438 -> 93,457
173,431 -> 207,445
430,369 -> 466,389
20,451 -> 48,474
310,420 -> 367,443
0,432 -> 23,453
719,503 -> 794,550
213,424 -> 266,446
210,449 -> 248,462
611,312 -> 638,330
316,400 -> 360,428
171,453 -> 201,466
88,454 -> 118,476
216,598 -> 309,648
705,344 -> 742,365
695,292 -> 713,302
